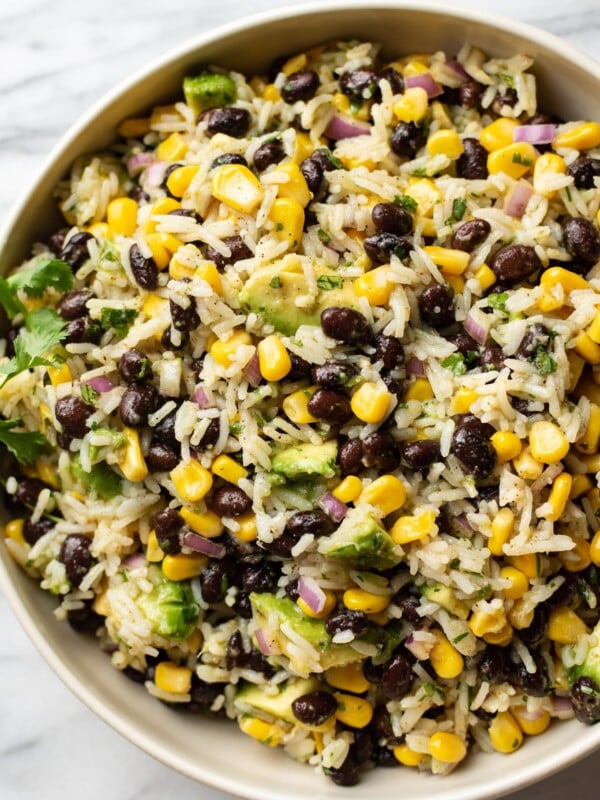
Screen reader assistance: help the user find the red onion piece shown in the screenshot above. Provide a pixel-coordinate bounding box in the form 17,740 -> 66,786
444,59 -> 470,81
505,183 -> 534,218
297,575 -> 326,614
126,152 -> 156,176
464,310 -> 490,345
552,695 -> 574,719
255,628 -> 281,656
318,492 -> 348,523
406,73 -> 443,98
514,124 -> 557,145
145,161 -> 168,188
182,531 -> 226,559
82,376 -> 114,394
404,633 -> 429,660
325,114 -> 371,141
192,385 -> 213,409
244,351 -> 262,387
454,514 -> 473,532
123,553 -> 147,570
406,357 -> 425,376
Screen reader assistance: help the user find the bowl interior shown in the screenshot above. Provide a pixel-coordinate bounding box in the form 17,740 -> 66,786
1,4 -> 600,799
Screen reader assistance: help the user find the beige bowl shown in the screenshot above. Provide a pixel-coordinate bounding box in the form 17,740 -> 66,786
1,3 -> 599,798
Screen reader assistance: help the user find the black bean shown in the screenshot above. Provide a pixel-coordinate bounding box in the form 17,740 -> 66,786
234,590 -> 253,619
311,360 -> 358,390
511,397 -> 537,417
477,484 -> 499,503
381,652 -> 413,699
210,153 -> 248,169
456,414 -> 495,439
373,745 -> 398,767
307,388 -> 352,425
491,88 -> 518,115
394,593 -> 421,624
350,728 -> 374,764
200,557 -> 236,603
15,478 -> 48,507
364,232 -> 412,264
146,440 -> 179,472
452,426 -> 497,478
362,432 -> 400,472
451,219 -> 491,252
459,80 -> 485,109
419,283 -> 455,329
286,510 -> 335,538
161,162 -> 184,198
225,630 -> 244,669
325,753 -> 360,787
544,572 -> 576,609
205,107 -> 251,137
390,122 -> 425,158
56,431 -> 73,450
67,603 -> 104,634
456,138 -> 488,180
198,417 -> 221,450
382,374 -> 403,398
570,676 -> 600,724
169,298 -> 199,332
123,665 -> 147,684
517,323 -> 550,359
338,438 -> 364,476
129,243 -> 158,290
518,605 -> 548,649
300,157 -> 325,198
59,534 -> 92,587
372,705 -> 395,740
64,317 -> 101,345
58,290 -> 92,320
119,384 -> 158,427
23,517 -> 53,545
168,208 -> 203,224
188,675 -> 226,714
281,70 -> 320,104
567,156 -> 600,190
372,202 -> 413,236
161,326 -> 187,352
379,66 -> 404,95
321,307 -> 372,345
242,561 -> 279,593
292,691 -> 338,725
253,139 -> 285,172
402,439 -> 441,470
48,229 -> 67,256
153,409 -> 178,449
374,334 -> 404,370
509,652 -> 548,697
118,350 -> 152,384
480,346 -> 505,371
447,333 -> 480,358
339,68 -> 379,100
326,609 -> 370,638
130,187 -> 150,204
363,657 -> 385,684
61,232 -> 93,269
211,485 -> 252,517
205,235 -> 252,269
55,395 -> 94,439
153,508 -> 183,553
285,578 -> 301,601
490,244 -> 542,284
478,646 -> 510,683
562,216 -> 600,263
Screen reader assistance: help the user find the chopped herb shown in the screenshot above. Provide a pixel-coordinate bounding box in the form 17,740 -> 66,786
536,553 -> 542,577
0,419 -> 46,465
7,258 -> 73,299
441,353 -> 468,376
488,291 -> 509,313
394,194 -> 418,212
499,73 -> 516,89
99,307 -> 137,337
476,584 -> 493,600
81,384 -> 99,404
289,337 -> 303,347
316,148 -> 344,170
445,198 -> 467,225
533,345 -> 557,376
269,275 -> 282,289
452,632 -> 469,644
449,557 -> 460,570
70,458 -> 122,500
317,275 -> 343,291
422,681 -> 444,698
411,166 -> 428,177
566,186 -> 572,202
512,152 -> 533,166
253,411 -> 265,428
512,739 -> 520,749
317,228 -> 332,244
350,98 -> 362,115
229,421 -> 244,435
0,309 -> 68,387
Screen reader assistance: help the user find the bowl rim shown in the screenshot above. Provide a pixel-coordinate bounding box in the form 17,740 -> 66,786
1,2 -> 600,798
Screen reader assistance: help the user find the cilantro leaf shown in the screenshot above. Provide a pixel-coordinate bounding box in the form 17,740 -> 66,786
394,194 -> 418,212
99,307 -> 137,337
441,353 -> 467,376
7,258 -> 73,298
317,229 -> 332,244
81,384 -> 99,404
316,148 -> 343,170
269,276 -> 282,289
0,419 -> 46,465
0,278 -> 25,318
317,275 -> 343,291
0,309 -> 67,387
445,198 -> 467,225
488,292 -> 509,313
533,345 -> 557,376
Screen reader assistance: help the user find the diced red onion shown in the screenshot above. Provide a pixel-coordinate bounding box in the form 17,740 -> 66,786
406,73 -> 443,98
255,628 -> 281,656
464,310 -> 490,345
404,633 -> 429,660
505,183 -> 534,219
514,124 -> 557,145
444,59 -> 470,82
297,575 -> 326,614
318,492 -> 348,523
192,385 -> 213,409
325,114 -> 371,141
455,514 -> 473,532
552,695 -> 575,719
182,531 -> 226,559
145,161 -> 168,187
244,352 -> 262,387
123,553 -> 146,570
126,152 -> 156,176
81,376 -> 114,394
406,357 -> 425,376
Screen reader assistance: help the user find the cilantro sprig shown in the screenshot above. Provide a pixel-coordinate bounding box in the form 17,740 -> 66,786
0,308 -> 68,387
0,257 -> 73,319
0,419 -> 46,465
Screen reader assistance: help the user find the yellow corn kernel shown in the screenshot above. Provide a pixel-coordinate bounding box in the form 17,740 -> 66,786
450,387 -> 478,415
162,553 -> 208,581
257,335 -> 292,382
571,473 -> 593,499
106,197 -> 138,237
47,362 -> 73,387
581,453 -> 600,473
508,553 -> 541,580
170,460 -> 213,503
117,117 -> 151,138
542,473 -> 573,522
429,631 -> 464,680
423,246 -> 470,275
468,608 -> 507,639
512,707 -> 551,736
354,265 -> 395,306
297,590 -> 337,619
405,178 -> 441,217
350,382 -> 392,424
553,122 -> 600,151
403,60 -> 429,77
393,743 -> 424,767
588,315 -> 600,345
445,273 -> 465,294
343,588 -> 391,615
262,83 -> 281,102
529,421 -> 569,465
488,711 -> 523,754
143,197 -> 181,235
168,254 -> 196,281
239,715 -> 284,747
325,663 -> 370,694
3,519 -> 25,546
393,87 -> 429,123
156,132 -> 188,161
234,512 -> 258,542
87,222 -> 113,240
500,566 -> 529,600
568,352 -> 585,393
359,475 -> 407,516
488,507 -> 515,556
282,52 -> 307,75
558,537 -> 592,573
548,606 -> 588,644
180,508 -> 224,539
331,92 -> 351,115
292,132 -> 314,164
186,629 -> 203,654
333,476 -> 363,503
269,197 -> 304,250
474,264 -> 496,291
210,164 -> 264,214
142,295 -> 169,334
480,118 -> 521,152
165,165 -> 200,199
540,266 -> 589,296
275,162 -> 311,207
533,153 -> 567,197
33,460 -> 59,490
194,261 -> 223,294
487,143 -> 537,180
589,529 -> 600,567
586,487 -> 600,515
334,693 -> 373,729
576,404 -> 600,455
508,600 -> 534,631
513,447 -> 544,481
485,622 -> 514,646
390,509 -> 437,545
211,453 -> 248,485
209,331 -> 252,368
491,431 -> 522,463
155,661 -> 192,694
426,129 -> 464,159
428,731 -> 467,764
283,387 -> 318,424
146,232 -> 183,270
146,530 -> 165,563
93,589 -> 111,616
405,377 -> 434,403
575,332 -> 600,365
118,428 -> 148,483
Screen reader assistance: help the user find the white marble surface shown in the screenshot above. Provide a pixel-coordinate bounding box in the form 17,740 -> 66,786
0,1 -> 599,798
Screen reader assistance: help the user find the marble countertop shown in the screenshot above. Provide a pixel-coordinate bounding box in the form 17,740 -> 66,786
0,1 -> 599,798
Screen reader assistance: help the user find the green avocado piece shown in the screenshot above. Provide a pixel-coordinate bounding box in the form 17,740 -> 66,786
421,582 -> 469,620
317,511 -> 403,570
235,677 -> 321,724
239,257 -> 357,335
183,72 -> 237,115
70,456 -> 122,500
271,441 -> 338,480
137,576 -> 199,640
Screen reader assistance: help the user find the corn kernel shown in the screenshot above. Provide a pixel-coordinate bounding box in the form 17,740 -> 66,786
234,512 -> 258,542
426,129 -> 464,159
529,421 -> 569,464
351,382 -> 391,423
195,261 -> 223,294
553,122 -> 600,151
93,589 -> 111,616
354,265 -> 395,306
282,387 -> 317,424
468,608 -> 508,639
512,707 -> 551,736
359,475 -> 407,516
587,315 -> 600,346
146,530 -> 165,563
186,629 -> 203,654
210,164 -> 264,214
211,453 -> 248,485
567,352 -> 585,392
590,530 -> 600,567
428,731 -> 466,763
155,661 -> 192,694
143,197 -> 181,235
429,631 -> 464,680
491,431 -> 522,463
393,743 -> 424,767
540,267 -> 589,306
423,246 -> 470,275
170,460 -> 213,502
269,197 -> 304,250
474,264 -> 496,291
571,473 -> 593,499
488,711 -> 523,754
239,715 -> 284,747
146,232 -> 183,270
333,476 -> 363,503
275,162 -> 311,207
343,588 -> 391,615
282,52 -> 307,75
485,623 -> 514,646
548,606 -> 588,644
3,519 -> 25,546
405,178 -> 441,217
390,509 -> 437,545
403,60 -> 429,77
168,253 -> 196,281
558,537 -> 592,573
107,197 -> 138,237
488,507 -> 515,556
533,153 -> 567,197
325,663 -> 370,694
162,553 -> 208,581
257,335 -> 292,382
508,553 -> 541,580
331,92 -> 351,115
142,294 -> 169,333
513,447 -> 544,480
445,273 -> 465,294
334,693 -> 373,729
393,87 -> 429,123
480,118 -> 521,152
487,143 -> 537,180
156,132 -> 188,161
180,508 -> 224,539
262,83 -> 281,102
47,362 -> 73,386
87,222 -> 112,240
450,387 -> 478,414
118,428 -> 148,483
508,600 -> 534,630
542,473 -> 573,522
575,332 -> 600,365
292,132 -> 314,164
576,404 -> 600,455
165,165 -> 200,199
580,453 -> 600,473
405,377 -> 435,403
117,117 -> 151,138
298,590 -> 337,619
210,331 -> 252,368
500,566 -> 529,600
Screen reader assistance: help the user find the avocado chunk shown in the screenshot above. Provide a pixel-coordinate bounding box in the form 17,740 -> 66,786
271,440 -> 338,481
250,593 -> 362,674
235,677 -> 321,724
421,582 -> 469,620
317,508 -> 403,570
183,72 -> 237,115
566,618 -> 600,723
137,574 -> 199,640
239,256 -> 357,335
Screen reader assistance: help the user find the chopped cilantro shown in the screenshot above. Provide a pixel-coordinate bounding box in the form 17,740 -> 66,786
499,73 -> 516,89
269,275 -> 282,289
0,258 -> 73,320
316,275 -> 343,291
350,98 -> 362,115
449,557 -> 460,569
99,307 -> 137,337
566,186 -> 572,202
441,353 -> 468,376
81,384 -> 99,404
445,198 -> 467,226
394,194 -> 418,212
71,458 -> 122,499
317,228 -> 332,244
512,152 -> 533,166
289,337 -> 303,347
488,291 -> 509,313
452,632 -> 469,644
412,166 -> 428,177
0,309 -> 68,387
229,421 -> 243,435
275,222 -> 284,232
316,148 -> 344,170
0,419 -> 46,465
532,345 -> 557,376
